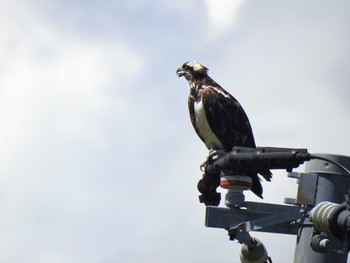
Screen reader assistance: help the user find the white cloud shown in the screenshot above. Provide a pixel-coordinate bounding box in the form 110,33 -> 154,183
0,1 -> 143,169
0,3 -> 144,261
205,0 -> 246,39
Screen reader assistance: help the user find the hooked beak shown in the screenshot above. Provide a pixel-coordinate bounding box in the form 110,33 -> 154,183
176,68 -> 184,77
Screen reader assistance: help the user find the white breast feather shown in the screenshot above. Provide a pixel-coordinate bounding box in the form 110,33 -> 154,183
194,99 -> 223,150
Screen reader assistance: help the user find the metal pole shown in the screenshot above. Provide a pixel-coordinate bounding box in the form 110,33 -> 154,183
293,154 -> 350,263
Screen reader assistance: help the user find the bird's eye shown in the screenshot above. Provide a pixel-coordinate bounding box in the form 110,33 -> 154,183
185,65 -> 194,72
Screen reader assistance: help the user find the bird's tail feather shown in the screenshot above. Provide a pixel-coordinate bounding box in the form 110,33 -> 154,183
250,174 -> 263,199
260,170 -> 273,182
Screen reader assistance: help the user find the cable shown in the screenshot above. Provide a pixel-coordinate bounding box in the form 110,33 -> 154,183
309,155 -> 350,176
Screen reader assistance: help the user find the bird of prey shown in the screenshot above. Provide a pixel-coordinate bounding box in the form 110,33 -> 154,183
176,61 -> 271,198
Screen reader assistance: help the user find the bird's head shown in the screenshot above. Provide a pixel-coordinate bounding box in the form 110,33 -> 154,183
176,61 -> 208,81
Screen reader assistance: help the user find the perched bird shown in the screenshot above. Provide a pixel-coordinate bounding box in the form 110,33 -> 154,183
176,61 -> 271,198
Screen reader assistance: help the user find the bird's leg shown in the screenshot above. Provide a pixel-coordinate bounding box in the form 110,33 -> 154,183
200,148 -> 226,171
198,148 -> 225,206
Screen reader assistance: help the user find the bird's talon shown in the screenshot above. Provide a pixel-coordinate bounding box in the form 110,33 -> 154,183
200,149 -> 225,171
208,149 -> 225,161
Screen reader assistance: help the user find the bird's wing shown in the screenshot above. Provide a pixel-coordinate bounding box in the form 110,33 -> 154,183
202,86 -> 273,184
201,86 -> 256,151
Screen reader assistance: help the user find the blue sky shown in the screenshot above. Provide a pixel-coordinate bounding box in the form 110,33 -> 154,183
1,1 -> 350,262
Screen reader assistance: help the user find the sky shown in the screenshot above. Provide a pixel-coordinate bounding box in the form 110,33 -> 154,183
1,0 -> 350,262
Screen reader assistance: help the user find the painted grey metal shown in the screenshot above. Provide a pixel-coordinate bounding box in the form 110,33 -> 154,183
205,206 -> 265,229
296,172 -> 318,205
205,202 -> 304,235
225,190 -> 245,207
287,171 -> 318,206
284,197 -> 297,205
293,154 -> 350,263
234,208 -> 301,233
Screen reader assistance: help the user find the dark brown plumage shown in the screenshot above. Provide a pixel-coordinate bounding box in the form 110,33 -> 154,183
177,61 -> 271,198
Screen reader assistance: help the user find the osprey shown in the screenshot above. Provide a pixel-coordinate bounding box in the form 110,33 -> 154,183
176,61 -> 271,198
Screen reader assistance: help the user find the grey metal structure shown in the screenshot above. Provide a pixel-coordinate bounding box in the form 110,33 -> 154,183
203,150 -> 350,263
293,154 -> 350,263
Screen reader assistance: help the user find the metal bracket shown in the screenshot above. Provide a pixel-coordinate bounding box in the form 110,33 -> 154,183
287,172 -> 318,206
205,201 -> 307,241
232,208 -> 302,233
297,172 -> 318,205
